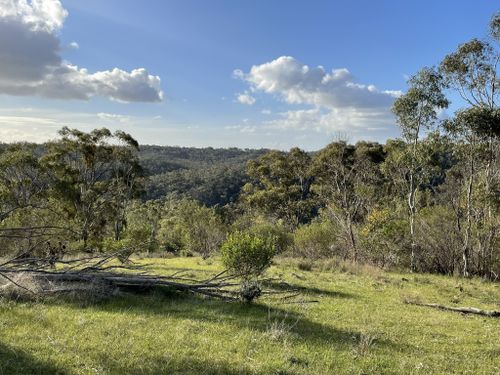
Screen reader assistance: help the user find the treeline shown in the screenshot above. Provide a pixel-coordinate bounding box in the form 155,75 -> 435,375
0,14 -> 498,279
0,143 -> 266,207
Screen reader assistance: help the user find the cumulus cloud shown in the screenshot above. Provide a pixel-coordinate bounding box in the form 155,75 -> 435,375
236,91 -> 256,105
235,56 -> 401,134
238,56 -> 400,109
0,0 -> 163,102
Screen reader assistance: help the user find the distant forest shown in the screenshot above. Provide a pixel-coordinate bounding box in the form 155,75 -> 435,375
139,145 -> 268,205
0,143 -> 267,207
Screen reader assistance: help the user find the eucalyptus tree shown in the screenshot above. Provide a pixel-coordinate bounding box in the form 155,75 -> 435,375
0,144 -> 47,223
438,12 -> 499,277
312,141 -> 384,262
0,144 -> 54,256
391,68 -> 449,271
41,127 -> 142,250
242,148 -> 317,227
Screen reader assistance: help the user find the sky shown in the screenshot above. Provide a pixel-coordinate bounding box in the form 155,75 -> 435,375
0,0 -> 497,150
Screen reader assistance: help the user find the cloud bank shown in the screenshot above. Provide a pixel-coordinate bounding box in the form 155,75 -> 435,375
0,0 -> 163,102
235,56 -> 401,134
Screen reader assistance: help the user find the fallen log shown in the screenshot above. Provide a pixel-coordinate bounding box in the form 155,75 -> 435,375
0,251 -> 296,303
405,301 -> 500,317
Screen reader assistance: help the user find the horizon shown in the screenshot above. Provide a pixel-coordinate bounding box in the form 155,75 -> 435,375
0,0 -> 497,150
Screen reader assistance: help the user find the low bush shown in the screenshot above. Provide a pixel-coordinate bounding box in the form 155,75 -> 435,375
292,219 -> 340,259
220,231 -> 276,278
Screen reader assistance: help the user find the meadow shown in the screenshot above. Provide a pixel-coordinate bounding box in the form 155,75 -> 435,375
1,257 -> 498,375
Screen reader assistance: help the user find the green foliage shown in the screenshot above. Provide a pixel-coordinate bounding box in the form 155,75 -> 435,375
247,222 -> 293,254
415,205 -> 463,274
360,208 -> 408,267
242,148 -> 318,227
220,231 -> 276,277
155,199 -> 226,257
292,219 -> 339,260
141,146 -> 266,206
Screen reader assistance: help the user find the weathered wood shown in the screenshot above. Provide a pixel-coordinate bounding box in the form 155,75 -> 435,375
405,301 -> 500,317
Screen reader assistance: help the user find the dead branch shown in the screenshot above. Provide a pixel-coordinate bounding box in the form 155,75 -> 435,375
0,251 -> 300,303
405,300 -> 500,317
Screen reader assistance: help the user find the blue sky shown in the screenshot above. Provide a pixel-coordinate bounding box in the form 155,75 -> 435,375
0,0 -> 497,150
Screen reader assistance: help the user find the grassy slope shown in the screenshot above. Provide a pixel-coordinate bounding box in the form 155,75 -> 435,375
0,257 -> 499,375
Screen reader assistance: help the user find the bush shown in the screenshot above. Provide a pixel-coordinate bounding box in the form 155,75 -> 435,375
292,220 -> 340,259
156,199 -> 227,258
415,205 -> 462,274
360,208 -> 408,267
248,222 -> 293,254
220,231 -> 276,278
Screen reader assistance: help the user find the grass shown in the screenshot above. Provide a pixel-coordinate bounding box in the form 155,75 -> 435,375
0,256 -> 499,375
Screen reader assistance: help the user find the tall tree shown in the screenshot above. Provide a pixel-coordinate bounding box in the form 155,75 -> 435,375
392,68 -> 449,271
41,127 -> 142,250
312,141 -> 384,262
242,148 -> 317,227
439,13 -> 499,277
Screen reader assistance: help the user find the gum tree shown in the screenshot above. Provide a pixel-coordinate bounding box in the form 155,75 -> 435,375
391,68 -> 449,271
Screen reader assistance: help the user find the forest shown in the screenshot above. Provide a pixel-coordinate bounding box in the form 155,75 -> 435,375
0,9 -> 499,375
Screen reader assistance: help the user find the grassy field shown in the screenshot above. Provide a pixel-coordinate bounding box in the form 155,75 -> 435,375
0,257 -> 499,375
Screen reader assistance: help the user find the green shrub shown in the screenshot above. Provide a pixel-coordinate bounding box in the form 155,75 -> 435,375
292,220 -> 339,259
248,222 -> 292,254
220,231 -> 276,278
360,208 -> 408,267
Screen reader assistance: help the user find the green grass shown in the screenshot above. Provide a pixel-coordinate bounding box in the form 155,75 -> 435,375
1,257 -> 499,375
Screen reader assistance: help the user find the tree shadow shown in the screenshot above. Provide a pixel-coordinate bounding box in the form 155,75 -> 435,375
99,356 -> 256,375
0,342 -> 66,375
56,290 -> 396,352
261,280 -> 356,299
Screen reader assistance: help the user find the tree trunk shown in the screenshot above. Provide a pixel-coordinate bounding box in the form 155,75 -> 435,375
462,157 -> 474,278
347,216 -> 357,263
408,173 -> 417,272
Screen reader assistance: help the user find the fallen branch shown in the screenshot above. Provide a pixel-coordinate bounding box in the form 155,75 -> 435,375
405,300 -> 500,317
0,251 -> 300,303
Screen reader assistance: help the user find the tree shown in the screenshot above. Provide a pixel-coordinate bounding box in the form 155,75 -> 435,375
439,13 -> 499,277
312,141 -> 384,262
41,127 -> 142,250
391,68 -> 449,271
242,148 -> 317,227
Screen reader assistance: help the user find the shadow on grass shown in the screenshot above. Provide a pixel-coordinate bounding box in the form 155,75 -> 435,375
261,280 -> 356,299
0,342 -> 66,375
0,341 -> 253,375
54,289 -> 396,352
98,356 -> 256,375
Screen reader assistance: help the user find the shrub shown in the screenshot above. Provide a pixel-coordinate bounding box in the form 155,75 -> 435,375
248,222 -> 293,254
292,219 -> 340,259
415,205 -> 462,274
220,231 -> 276,278
360,208 -> 408,267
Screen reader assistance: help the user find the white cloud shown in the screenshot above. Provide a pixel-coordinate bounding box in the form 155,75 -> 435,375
266,108 -> 396,135
0,0 -> 163,102
235,56 -> 401,135
96,112 -> 130,123
236,91 -> 256,105
239,56 -> 400,109
68,41 -> 79,49
261,109 -> 272,115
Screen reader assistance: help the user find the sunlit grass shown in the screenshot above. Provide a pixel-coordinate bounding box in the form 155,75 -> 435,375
1,256 -> 499,374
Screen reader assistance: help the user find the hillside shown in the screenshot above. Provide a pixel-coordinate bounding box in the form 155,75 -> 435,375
139,145 -> 267,205
1,257 -> 499,375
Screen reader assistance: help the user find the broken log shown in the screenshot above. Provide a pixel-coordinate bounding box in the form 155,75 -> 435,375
0,251 -> 297,303
405,301 -> 500,317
